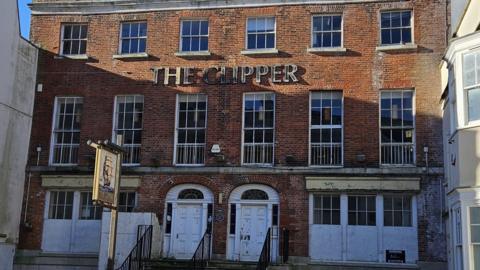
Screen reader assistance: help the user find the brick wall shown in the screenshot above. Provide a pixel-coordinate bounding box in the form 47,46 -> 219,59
22,0 -> 448,262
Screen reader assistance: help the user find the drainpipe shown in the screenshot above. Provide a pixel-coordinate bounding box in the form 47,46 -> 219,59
23,146 -> 41,225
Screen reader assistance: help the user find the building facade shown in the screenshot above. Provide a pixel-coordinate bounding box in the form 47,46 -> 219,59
441,0 -> 480,269
0,1 -> 38,269
19,0 -> 447,269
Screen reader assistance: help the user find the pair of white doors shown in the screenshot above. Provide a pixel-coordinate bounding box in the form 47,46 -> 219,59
172,203 -> 268,262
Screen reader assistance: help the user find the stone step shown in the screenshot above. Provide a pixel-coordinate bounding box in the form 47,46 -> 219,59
145,259 -> 258,270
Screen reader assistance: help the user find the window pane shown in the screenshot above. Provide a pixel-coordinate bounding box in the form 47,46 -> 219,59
122,23 -> 130,37
322,16 -> 332,31
191,37 -> 200,51
200,37 -> 208,51
401,11 -> 411,26
332,32 -> 341,47
257,34 -> 266,49
247,34 -> 256,49
200,21 -> 208,35
139,23 -> 147,36
391,12 -> 401,27
131,23 -> 139,37
381,29 -> 391,44
191,21 -> 200,35
313,17 -> 322,32
468,88 -> 480,122
402,29 -> 412,43
247,18 -> 256,32
182,21 -> 191,35
266,34 -> 275,48
391,28 -> 401,44
332,16 -> 341,30
139,39 -> 146,53
381,13 -> 390,28
265,18 -> 275,31
471,207 -> 480,224
322,33 -> 332,47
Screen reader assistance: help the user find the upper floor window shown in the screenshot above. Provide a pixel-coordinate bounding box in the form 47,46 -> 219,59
383,195 -> 412,227
51,97 -> 83,165
113,95 -> 144,165
463,51 -> 480,122
313,194 -> 340,225
310,91 -> 343,166
380,90 -> 415,165
181,20 -> 209,52
48,191 -> 74,219
175,94 -> 207,165
61,24 -> 88,56
312,15 -> 342,48
380,10 -> 412,45
120,22 -> 147,54
247,17 -> 275,50
243,93 -> 275,165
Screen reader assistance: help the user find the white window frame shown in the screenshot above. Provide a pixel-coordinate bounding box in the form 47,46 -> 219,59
118,21 -> 148,55
311,14 -> 343,48
49,96 -> 83,166
79,191 -> 103,220
454,207 -> 464,270
347,195 -> 377,226
241,92 -> 275,166
470,206 -> 480,270
309,91 -> 344,167
462,50 -> 480,126
379,89 -> 416,166
312,194 -> 341,225
47,190 -> 75,220
60,24 -> 88,56
118,191 -> 137,212
179,19 -> 209,52
383,195 -> 413,227
173,94 -> 208,166
112,95 -> 144,166
379,10 -> 414,46
245,17 -> 276,50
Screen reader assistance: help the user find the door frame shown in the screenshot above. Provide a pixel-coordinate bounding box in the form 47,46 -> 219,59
163,184 -> 214,258
227,184 -> 280,262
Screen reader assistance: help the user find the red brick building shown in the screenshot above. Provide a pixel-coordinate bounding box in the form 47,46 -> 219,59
19,0 -> 448,268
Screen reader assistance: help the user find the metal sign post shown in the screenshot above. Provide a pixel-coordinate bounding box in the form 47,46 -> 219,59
88,135 -> 124,270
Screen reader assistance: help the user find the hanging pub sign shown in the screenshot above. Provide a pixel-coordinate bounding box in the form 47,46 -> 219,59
151,64 -> 299,85
89,140 -> 123,208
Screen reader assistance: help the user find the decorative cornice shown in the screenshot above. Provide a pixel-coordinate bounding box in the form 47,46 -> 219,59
30,0 -> 396,15
27,165 -> 444,176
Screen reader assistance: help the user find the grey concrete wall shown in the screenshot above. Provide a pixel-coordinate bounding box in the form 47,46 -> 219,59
0,1 -> 38,269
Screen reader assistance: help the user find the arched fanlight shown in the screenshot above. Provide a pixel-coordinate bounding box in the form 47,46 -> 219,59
178,189 -> 204,199
241,189 -> 269,200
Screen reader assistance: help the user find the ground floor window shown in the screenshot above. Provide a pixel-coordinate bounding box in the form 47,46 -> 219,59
470,207 -> 480,269
348,195 -> 376,226
313,194 -> 340,225
384,195 -> 412,227
48,191 -> 74,219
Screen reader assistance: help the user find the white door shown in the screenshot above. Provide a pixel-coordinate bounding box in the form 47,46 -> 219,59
173,204 -> 203,259
239,205 -> 268,261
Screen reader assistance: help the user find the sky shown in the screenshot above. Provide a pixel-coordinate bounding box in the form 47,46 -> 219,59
18,0 -> 32,39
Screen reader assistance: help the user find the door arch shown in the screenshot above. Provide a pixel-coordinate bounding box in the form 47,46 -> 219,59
163,184 -> 214,259
227,184 -> 280,262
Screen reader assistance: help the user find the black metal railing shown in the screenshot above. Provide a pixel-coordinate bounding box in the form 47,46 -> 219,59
190,231 -> 211,269
282,228 -> 289,263
116,225 -> 153,270
256,227 -> 272,270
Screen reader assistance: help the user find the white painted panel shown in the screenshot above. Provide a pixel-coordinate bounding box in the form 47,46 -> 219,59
383,227 -> 418,263
309,225 -> 342,261
346,226 -> 377,261
42,220 -> 72,252
173,204 -> 203,259
240,205 -> 267,261
72,220 -> 102,253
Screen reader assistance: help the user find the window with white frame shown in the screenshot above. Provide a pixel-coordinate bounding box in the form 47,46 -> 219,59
243,93 -> 275,165
114,95 -> 144,165
383,195 -> 412,226
380,10 -> 412,45
463,51 -> 480,122
120,22 -> 147,54
313,194 -> 340,225
118,192 -> 136,212
348,195 -> 376,226
61,24 -> 88,56
79,192 -> 103,220
175,94 -> 207,165
310,91 -> 342,166
454,208 -> 464,270
312,15 -> 342,48
380,90 -> 415,165
247,17 -> 275,50
471,207 -> 480,269
180,20 -> 209,52
48,191 -> 74,219
51,97 -> 83,165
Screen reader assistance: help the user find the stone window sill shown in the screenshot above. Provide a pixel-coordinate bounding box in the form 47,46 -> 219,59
307,47 -> 347,53
54,54 -> 89,60
112,52 -> 149,59
240,49 -> 279,55
175,51 -> 212,57
376,44 -> 418,52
